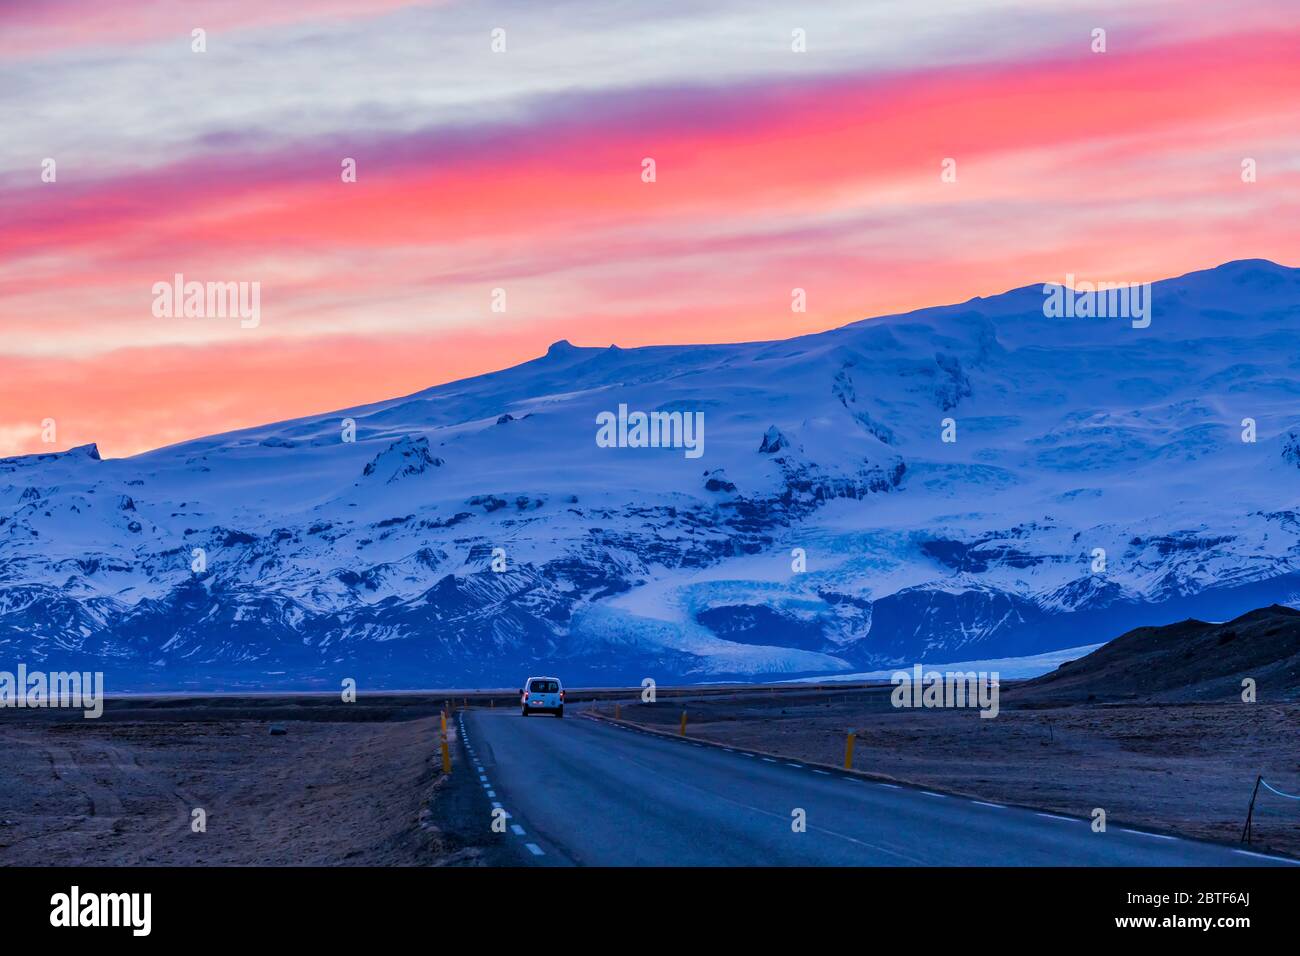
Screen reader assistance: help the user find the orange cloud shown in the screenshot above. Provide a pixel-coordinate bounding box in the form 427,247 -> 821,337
3,28 -> 1298,457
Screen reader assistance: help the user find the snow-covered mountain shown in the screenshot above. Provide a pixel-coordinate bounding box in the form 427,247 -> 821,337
4,259 -> 1300,691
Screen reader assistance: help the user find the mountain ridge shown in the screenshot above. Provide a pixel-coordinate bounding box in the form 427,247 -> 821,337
3,258 -> 1300,690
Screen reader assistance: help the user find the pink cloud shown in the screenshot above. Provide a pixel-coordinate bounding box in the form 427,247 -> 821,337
2,27 -> 1298,457
0,0 -> 436,57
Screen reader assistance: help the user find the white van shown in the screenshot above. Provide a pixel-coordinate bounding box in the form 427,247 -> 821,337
520,676 -> 564,717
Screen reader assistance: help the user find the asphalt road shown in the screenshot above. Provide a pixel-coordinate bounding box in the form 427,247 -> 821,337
460,707 -> 1297,867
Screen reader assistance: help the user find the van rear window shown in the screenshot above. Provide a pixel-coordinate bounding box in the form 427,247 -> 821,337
529,680 -> 558,693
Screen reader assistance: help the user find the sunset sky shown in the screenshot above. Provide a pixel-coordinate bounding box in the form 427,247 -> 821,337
2,0 -> 1298,458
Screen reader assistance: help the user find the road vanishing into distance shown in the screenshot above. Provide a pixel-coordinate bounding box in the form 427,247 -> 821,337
459,707 -> 1296,867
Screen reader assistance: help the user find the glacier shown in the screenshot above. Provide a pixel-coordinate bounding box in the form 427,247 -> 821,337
3,259 -> 1300,691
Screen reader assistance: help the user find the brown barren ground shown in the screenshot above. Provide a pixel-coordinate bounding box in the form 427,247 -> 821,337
613,688 -> 1300,859
0,713 -> 452,865
0,688 -> 757,867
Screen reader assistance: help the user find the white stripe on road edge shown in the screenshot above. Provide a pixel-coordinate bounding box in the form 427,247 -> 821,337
1234,849 -> 1300,864
1119,828 -> 1175,840
972,801 -> 1005,809
1036,812 -> 1075,822
487,791 -> 496,798
812,769 -> 830,775
878,783 -> 900,789
511,825 -> 525,836
762,757 -> 776,763
786,763 -> 804,768
741,753 -> 755,757
525,843 -> 545,856
921,791 -> 947,799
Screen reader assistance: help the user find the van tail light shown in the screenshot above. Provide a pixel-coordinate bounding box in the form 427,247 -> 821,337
560,690 -> 565,701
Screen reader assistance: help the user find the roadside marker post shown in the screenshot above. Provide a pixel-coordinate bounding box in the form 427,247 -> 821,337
1236,774 -> 1300,844
615,703 -> 621,720
441,737 -> 451,775
844,732 -> 856,770
441,711 -> 447,736
679,711 -> 687,736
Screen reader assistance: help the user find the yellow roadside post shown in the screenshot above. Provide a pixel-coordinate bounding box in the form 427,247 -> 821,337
679,711 -> 687,736
844,731 -> 856,770
438,707 -> 452,774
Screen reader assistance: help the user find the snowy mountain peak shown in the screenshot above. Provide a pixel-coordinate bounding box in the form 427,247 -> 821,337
0,441 -> 101,473
3,260 -> 1300,690
545,339 -> 581,358
360,435 -> 444,484
758,426 -> 790,454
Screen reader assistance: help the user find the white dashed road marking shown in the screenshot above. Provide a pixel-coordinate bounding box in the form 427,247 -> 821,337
525,843 -> 545,856
1120,828 -> 1175,840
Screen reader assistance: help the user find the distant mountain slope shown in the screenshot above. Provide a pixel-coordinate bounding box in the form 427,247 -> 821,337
1011,604 -> 1300,703
3,259 -> 1300,690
